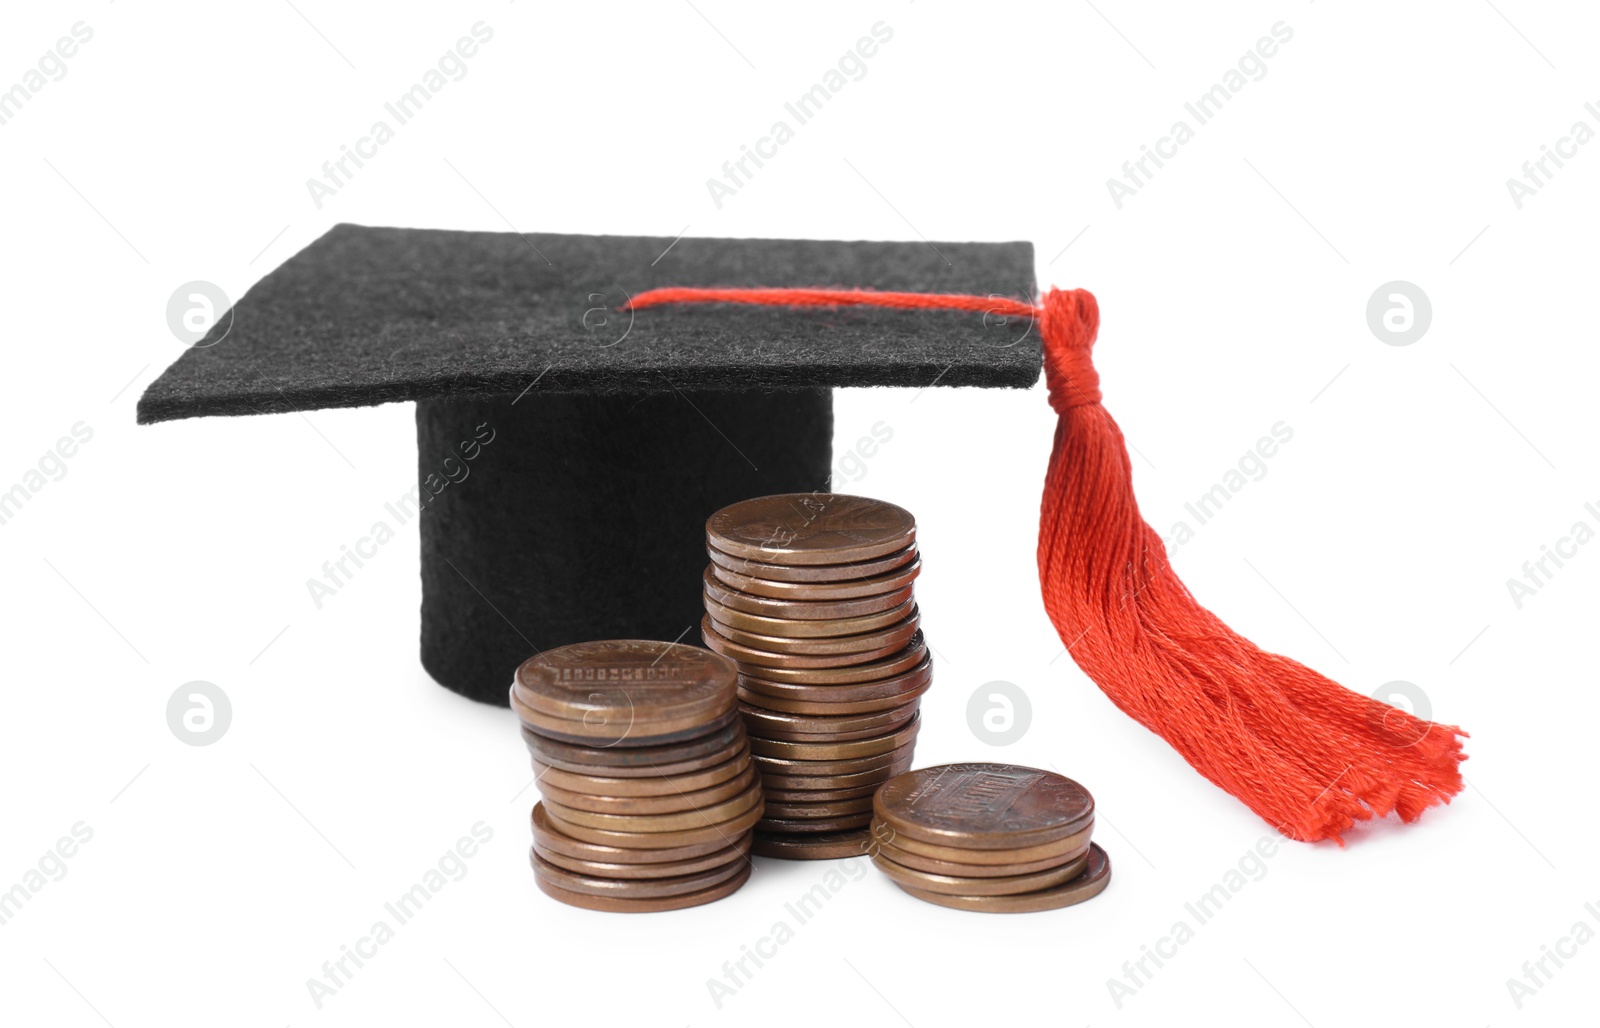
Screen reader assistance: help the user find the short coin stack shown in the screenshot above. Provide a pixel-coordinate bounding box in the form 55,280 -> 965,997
513,640 -> 762,911
701,493 -> 930,860
869,763 -> 1110,912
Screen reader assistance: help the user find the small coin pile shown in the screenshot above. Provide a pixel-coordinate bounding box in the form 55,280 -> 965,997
701,493 -> 930,860
869,763 -> 1110,912
513,640 -> 762,912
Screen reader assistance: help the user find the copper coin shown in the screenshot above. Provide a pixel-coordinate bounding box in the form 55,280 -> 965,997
543,781 -> 763,833
535,860 -> 751,912
738,654 -> 932,702
740,700 -> 920,743
707,494 -> 917,566
708,542 -> 918,583
534,835 -> 752,880
531,803 -> 740,863
531,752 -> 749,797
751,827 -> 876,860
704,594 -> 916,638
533,851 -> 747,898
737,680 -> 933,716
758,811 -> 873,833
523,715 -> 743,770
732,638 -> 926,685
874,764 -> 1095,851
705,569 -> 914,620
747,715 -> 920,762
890,843 -> 1111,912
756,756 -> 914,794
707,611 -> 921,659
708,557 -> 922,600
762,783 -> 883,803
710,610 -> 921,658
751,739 -> 917,778
873,848 -> 1090,896
542,794 -> 766,849
702,616 -> 909,670
514,688 -> 736,745
763,796 -> 877,819
514,685 -> 737,742
870,818 -> 1096,867
872,835 -> 1089,878
531,738 -> 750,780
537,764 -> 758,816
515,639 -> 737,725
748,710 -> 928,762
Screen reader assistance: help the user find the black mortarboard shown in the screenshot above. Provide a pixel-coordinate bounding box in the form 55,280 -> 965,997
139,225 -> 1038,705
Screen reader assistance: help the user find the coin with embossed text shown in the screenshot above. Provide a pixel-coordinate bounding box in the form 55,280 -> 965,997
736,681 -> 932,716
704,594 -> 916,638
532,803 -> 738,864
708,557 -> 921,600
755,756 -> 914,795
762,795 -> 878,819
888,843 -> 1111,912
707,494 -> 917,565
515,639 -> 737,725
522,714 -> 744,771
746,715 -> 920,761
541,781 -> 763,833
751,739 -> 917,778
873,764 -> 1095,850
513,687 -> 736,744
534,861 -> 752,912
536,764 -> 758,815
871,817 -> 1094,865
702,616 -> 909,669
705,569 -> 913,620
750,827 -> 876,860
533,835 -> 752,880
873,847 -> 1090,896
871,835 -> 1090,878
738,654 -> 932,703
532,851 -> 748,898
757,811 -> 873,833
531,752 -> 749,797
739,700 -> 920,742
709,609 -> 921,657
707,542 -> 918,583
542,794 -> 766,849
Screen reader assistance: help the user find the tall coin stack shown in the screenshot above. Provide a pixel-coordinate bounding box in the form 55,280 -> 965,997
869,763 -> 1111,912
701,494 -> 931,859
513,640 -> 763,912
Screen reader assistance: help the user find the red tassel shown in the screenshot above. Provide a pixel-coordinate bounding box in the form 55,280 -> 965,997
627,285 -> 1468,843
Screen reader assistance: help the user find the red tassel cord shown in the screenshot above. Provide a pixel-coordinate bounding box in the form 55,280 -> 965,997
626,286 -> 1468,843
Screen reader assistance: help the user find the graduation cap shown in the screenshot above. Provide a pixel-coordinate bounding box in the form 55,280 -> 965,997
141,224 -> 1467,844
138,223 -> 1037,703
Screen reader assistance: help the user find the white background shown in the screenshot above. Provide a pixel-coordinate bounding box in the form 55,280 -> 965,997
2,2 -> 1596,1026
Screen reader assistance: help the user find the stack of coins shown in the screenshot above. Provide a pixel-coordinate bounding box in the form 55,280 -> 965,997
701,493 -> 930,859
513,640 -> 763,912
868,763 -> 1111,912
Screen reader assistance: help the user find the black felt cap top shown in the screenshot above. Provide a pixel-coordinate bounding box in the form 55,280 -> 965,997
137,224 -> 1039,423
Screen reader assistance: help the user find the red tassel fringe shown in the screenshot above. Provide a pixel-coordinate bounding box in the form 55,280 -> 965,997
627,285 -> 1468,843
